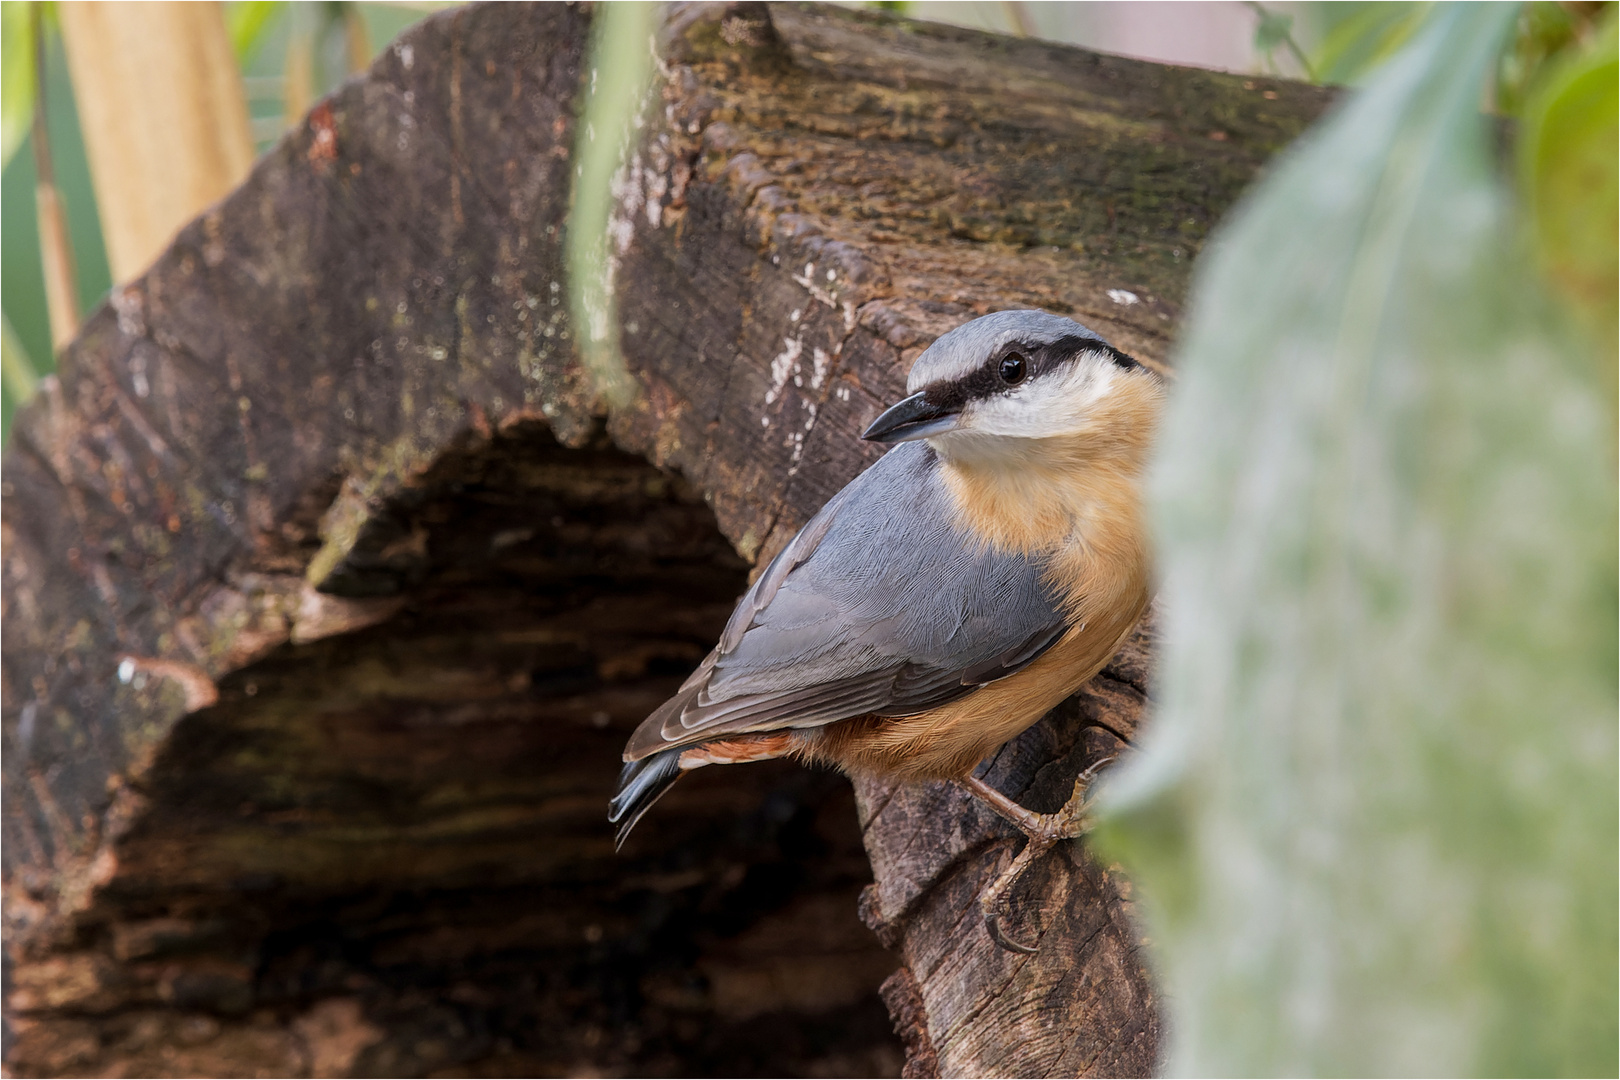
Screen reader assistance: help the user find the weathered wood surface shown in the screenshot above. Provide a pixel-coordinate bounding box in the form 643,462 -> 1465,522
1,3 -> 1330,1075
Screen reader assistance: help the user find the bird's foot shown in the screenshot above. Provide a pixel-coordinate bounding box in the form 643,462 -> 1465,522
957,756 -> 1116,954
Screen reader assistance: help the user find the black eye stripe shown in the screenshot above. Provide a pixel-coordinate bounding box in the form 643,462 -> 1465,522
917,334 -> 1144,407
918,368 -> 998,413
1039,334 -> 1142,373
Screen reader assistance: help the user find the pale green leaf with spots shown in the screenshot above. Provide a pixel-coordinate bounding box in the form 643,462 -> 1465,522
1096,3 -> 1617,1074
1518,8 -> 1618,386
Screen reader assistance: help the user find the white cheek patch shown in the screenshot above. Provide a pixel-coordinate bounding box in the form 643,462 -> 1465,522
965,360 -> 1116,439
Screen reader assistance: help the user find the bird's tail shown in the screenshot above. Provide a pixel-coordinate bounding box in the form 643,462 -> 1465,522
608,748 -> 683,850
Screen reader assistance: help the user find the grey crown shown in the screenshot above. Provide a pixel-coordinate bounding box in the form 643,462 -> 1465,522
905,309 -> 1111,390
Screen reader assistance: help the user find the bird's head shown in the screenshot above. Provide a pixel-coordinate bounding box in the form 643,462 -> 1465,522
862,310 -> 1163,471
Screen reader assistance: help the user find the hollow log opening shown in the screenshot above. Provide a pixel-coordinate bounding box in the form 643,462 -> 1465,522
3,3 -> 1332,1075
11,422 -> 901,1075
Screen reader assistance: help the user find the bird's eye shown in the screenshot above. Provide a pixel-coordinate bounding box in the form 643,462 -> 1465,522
999,353 -> 1028,385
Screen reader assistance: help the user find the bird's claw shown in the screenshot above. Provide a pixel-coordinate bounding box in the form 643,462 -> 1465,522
976,833 -> 1054,954
983,908 -> 1040,954
964,754 -> 1120,955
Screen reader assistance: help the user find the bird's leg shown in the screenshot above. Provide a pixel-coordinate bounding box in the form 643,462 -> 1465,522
956,755 -> 1116,954
972,827 -> 1057,954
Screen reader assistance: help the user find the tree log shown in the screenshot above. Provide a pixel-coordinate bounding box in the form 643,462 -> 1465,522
1,4 -> 1330,1075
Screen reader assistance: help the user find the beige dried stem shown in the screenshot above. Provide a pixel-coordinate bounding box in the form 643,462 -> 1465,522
30,6 -> 77,351
58,1 -> 253,283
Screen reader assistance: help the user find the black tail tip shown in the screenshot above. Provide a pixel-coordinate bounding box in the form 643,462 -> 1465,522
608,748 -> 683,850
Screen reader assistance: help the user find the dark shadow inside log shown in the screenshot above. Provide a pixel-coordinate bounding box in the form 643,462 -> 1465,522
20,422 -> 898,1076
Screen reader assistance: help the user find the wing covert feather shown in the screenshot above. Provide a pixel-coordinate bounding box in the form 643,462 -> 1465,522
628,442 -> 1068,758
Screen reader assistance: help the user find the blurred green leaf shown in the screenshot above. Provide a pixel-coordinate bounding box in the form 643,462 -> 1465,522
2,312 -> 38,408
228,0 -> 285,64
1252,5 -> 1293,51
1518,8 -> 1618,384
1248,1 -> 1313,79
1099,3 -> 1617,1075
1495,1 -> 1581,114
1312,2 -> 1430,84
567,0 -> 659,410
1,1 -> 37,170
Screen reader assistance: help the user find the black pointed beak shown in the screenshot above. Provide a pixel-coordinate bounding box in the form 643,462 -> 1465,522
861,391 -> 961,444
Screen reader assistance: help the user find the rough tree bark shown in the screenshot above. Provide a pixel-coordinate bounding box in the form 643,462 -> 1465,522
1,4 -> 1330,1076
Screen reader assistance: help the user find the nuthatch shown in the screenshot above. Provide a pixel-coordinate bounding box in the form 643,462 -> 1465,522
610,309 -> 1163,952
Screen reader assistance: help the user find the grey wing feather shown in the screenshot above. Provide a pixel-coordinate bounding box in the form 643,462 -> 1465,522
625,441 -> 1067,760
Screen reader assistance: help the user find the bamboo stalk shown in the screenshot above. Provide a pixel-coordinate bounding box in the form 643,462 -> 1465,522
35,184 -> 79,350
58,2 -> 254,283
31,6 -> 79,350
344,4 -> 372,76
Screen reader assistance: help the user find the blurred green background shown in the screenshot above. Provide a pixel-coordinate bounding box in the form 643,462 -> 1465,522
5,1 -> 1608,438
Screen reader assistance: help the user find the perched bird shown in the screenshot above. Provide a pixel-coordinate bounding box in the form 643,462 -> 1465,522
610,309 -> 1163,951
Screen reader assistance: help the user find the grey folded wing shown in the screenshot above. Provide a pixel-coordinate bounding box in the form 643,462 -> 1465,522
624,441 -> 1068,760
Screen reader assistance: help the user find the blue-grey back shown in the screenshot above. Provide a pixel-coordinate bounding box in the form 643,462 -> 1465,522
713,441 -> 1062,698
620,441 -> 1071,749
